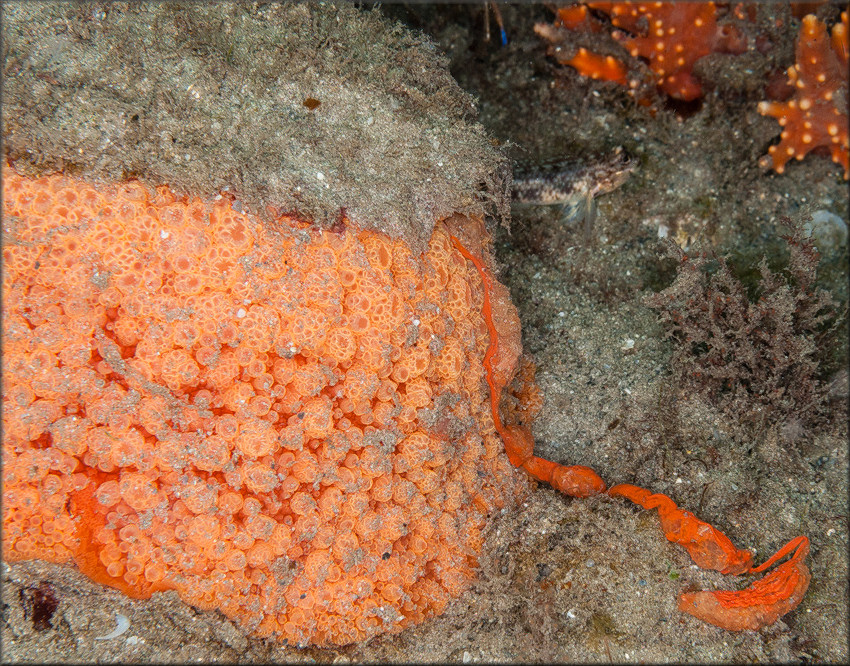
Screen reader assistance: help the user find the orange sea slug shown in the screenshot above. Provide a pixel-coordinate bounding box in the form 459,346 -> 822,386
0,161 -> 529,646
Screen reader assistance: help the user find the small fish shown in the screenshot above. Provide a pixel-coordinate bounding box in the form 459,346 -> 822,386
511,147 -> 636,237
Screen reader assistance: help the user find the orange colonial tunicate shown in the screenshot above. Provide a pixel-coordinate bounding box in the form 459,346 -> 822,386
1,161 -> 529,647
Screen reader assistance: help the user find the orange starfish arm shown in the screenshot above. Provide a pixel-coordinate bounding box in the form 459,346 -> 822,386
554,5 -> 601,32
564,48 -> 629,85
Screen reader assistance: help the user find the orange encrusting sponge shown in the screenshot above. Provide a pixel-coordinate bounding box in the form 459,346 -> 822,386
1,162 -> 528,646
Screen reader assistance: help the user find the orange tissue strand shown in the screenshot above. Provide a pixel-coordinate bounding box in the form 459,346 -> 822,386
0,161 -> 529,647
678,536 -> 811,631
449,234 -> 607,500
608,484 -> 754,574
609,484 -> 811,631
759,12 -> 849,179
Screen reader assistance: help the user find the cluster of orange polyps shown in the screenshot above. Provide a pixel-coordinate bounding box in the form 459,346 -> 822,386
1,161 -> 528,646
2,161 -> 809,645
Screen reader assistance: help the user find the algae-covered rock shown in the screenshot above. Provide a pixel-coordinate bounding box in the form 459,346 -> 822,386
2,1 -> 509,250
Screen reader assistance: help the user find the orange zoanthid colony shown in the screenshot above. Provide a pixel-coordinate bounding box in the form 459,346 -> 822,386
2,160 -> 814,640
1,161 -> 529,646
759,12 -> 849,179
